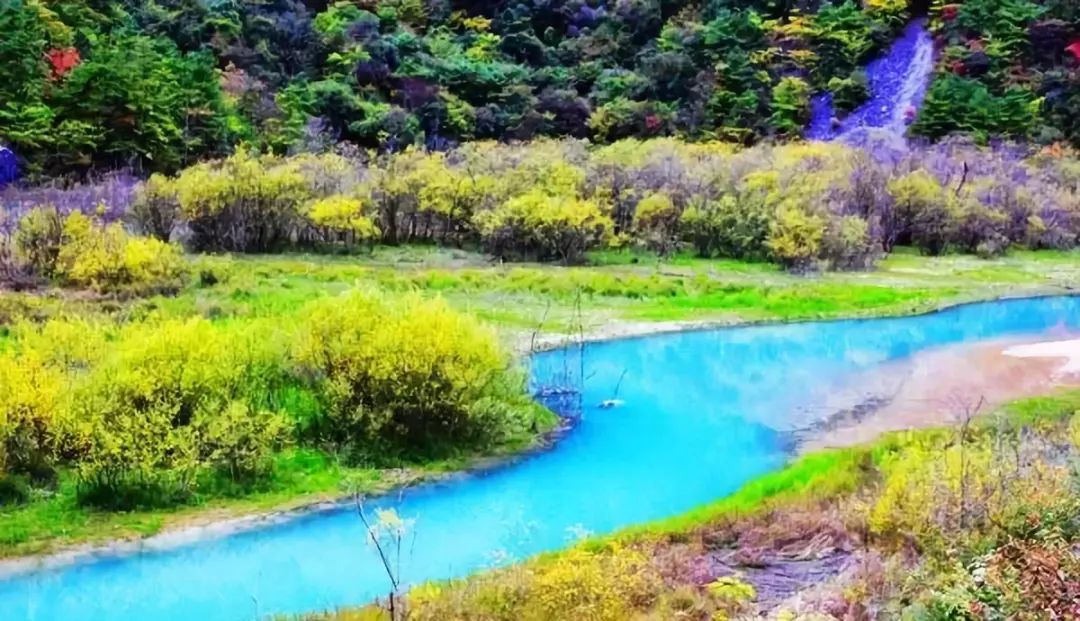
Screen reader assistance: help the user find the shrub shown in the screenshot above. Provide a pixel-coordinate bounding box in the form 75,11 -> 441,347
0,352 -> 69,483
129,173 -> 180,241
767,206 -> 825,271
679,195 -> 771,260
475,190 -> 613,264
306,195 -> 380,247
74,319 -> 289,507
291,290 -> 539,461
632,192 -> 679,254
55,212 -> 187,294
822,214 -> 876,270
887,170 -> 957,255
14,206 -> 64,277
406,545 -> 662,621
192,401 -> 289,483
172,153 -> 312,252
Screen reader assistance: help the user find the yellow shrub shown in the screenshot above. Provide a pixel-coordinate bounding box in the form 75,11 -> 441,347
869,436 -> 1072,550
172,152 -> 312,252
474,190 -> 613,263
14,206 -> 64,276
767,206 -> 824,271
706,576 -> 757,619
0,352 -> 70,480
56,212 -> 187,294
73,318 -> 289,505
307,195 -> 380,242
407,545 -> 661,621
291,290 -> 537,459
130,173 -> 180,241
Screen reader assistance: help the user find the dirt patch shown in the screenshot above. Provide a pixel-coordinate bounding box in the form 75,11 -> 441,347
654,508 -> 863,615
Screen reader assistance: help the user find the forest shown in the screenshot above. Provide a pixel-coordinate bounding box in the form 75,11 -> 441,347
1,0 -> 1078,180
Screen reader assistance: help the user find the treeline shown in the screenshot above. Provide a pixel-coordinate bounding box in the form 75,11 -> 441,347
0,290 -> 548,508
3,139 -> 1079,282
4,0 -> 1075,180
88,138 -> 1078,272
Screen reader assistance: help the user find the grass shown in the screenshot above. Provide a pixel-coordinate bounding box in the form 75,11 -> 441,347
3,245 -> 1080,559
88,245 -> 1079,343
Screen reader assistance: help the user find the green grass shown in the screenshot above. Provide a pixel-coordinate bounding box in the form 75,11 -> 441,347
97,246 -> 1077,341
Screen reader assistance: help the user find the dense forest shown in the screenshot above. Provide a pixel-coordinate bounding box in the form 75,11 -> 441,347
1,0 -> 1078,179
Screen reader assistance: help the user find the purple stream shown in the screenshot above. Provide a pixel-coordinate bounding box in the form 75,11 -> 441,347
807,18 -> 935,143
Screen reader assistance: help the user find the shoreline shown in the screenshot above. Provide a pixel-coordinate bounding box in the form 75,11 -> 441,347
2,290 -> 1076,579
521,287 -> 1075,353
0,416 -> 576,580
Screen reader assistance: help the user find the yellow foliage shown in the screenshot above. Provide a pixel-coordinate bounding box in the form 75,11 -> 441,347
869,436 -> 1072,548
307,195 -> 380,241
767,206 -> 824,270
407,545 -> 661,621
475,189 -> 613,262
0,352 -> 70,478
633,193 -> 677,230
55,212 -> 187,294
292,290 -> 533,454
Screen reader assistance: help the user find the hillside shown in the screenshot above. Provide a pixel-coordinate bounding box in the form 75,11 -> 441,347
1,0 -> 1078,179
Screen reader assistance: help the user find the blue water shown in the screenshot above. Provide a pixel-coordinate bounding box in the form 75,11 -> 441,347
807,18 -> 935,142
3,296 -> 1080,621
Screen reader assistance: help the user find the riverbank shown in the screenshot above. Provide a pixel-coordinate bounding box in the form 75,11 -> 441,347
311,388 -> 1080,620
2,248 -> 1080,568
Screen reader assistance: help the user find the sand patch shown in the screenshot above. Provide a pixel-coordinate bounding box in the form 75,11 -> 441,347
802,333 -> 1080,452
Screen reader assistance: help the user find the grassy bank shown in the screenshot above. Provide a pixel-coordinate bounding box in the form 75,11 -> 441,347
2,247 -> 1079,560
8,245 -> 1079,336
313,391 -> 1080,621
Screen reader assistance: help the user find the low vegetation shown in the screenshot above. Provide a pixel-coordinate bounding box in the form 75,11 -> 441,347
1,244 -> 1078,557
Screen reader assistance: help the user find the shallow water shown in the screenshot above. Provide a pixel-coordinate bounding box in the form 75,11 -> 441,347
3,296 -> 1080,621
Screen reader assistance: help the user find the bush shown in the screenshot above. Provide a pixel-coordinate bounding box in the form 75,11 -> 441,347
0,352 -> 69,483
822,214 -> 876,270
679,195 -> 771,260
74,319 -> 289,507
55,212 -> 188,294
406,545 -> 662,621
887,170 -> 957,255
291,290 -> 539,461
632,192 -> 679,254
172,153 -> 312,252
767,206 -> 825,271
129,174 -> 180,242
306,195 -> 380,248
192,401 -> 288,483
475,190 -> 613,264
14,206 -> 64,277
